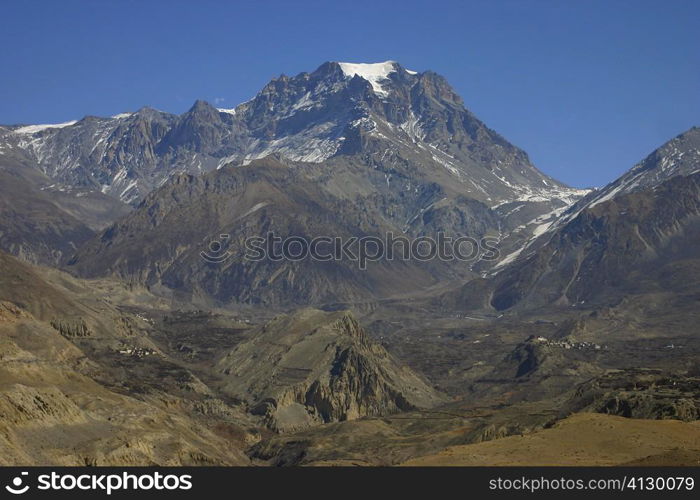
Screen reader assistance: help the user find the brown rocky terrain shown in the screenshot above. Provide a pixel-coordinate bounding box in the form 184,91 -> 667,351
216,308 -> 446,431
0,252 -> 254,465
2,246 -> 700,465
0,147 -> 130,266
402,413 -> 700,466
447,128 -> 700,313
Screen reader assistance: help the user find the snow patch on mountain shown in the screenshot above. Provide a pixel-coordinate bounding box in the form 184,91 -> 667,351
14,120 -> 77,134
215,119 -> 346,168
338,61 -> 400,97
491,205 -> 568,271
398,111 -> 425,143
492,130 -> 700,272
491,183 -> 591,209
1,60 -> 600,212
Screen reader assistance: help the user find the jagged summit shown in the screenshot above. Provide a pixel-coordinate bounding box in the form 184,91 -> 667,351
1,60 -> 585,210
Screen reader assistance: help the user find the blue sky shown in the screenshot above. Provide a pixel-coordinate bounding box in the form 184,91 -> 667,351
1,0 -> 698,188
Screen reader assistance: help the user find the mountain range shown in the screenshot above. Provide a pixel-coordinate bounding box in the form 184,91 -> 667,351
1,60 -> 699,466
1,61 -> 590,304
1,62 -> 584,206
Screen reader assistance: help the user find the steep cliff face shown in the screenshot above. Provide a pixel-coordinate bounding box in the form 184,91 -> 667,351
216,309 -> 446,432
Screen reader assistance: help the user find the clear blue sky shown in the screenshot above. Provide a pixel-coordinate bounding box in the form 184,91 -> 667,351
1,0 -> 698,188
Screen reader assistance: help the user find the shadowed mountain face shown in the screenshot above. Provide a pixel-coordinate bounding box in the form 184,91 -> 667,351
447,127 -> 700,312
46,61 -> 594,306
68,157 -> 494,306
0,146 -> 131,266
0,166 -> 94,266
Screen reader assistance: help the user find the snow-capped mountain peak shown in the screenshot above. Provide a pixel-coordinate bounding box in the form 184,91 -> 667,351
0,60 -> 588,212
337,61 -> 415,96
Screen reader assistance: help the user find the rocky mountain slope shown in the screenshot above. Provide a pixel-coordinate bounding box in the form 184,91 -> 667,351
216,308 -> 445,431
60,62 -> 594,306
0,165 -> 94,266
4,60 -> 698,467
67,156 -> 498,306
0,251 -> 451,463
1,61 -> 590,287
0,251 -> 253,465
401,413 -> 700,466
447,127 -> 700,311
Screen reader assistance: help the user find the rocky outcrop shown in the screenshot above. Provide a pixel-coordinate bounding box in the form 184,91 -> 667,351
0,301 -> 31,323
217,309 -> 445,431
566,369 -> 700,422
